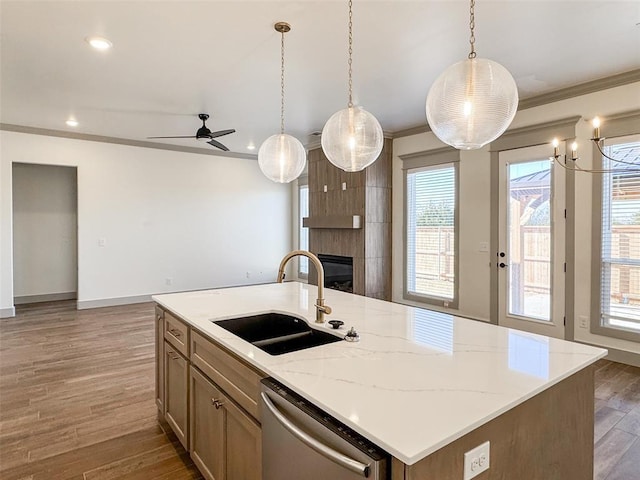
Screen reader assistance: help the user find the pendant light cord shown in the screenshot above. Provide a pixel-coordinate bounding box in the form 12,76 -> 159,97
468,0 -> 476,59
347,0 -> 354,108
280,29 -> 286,134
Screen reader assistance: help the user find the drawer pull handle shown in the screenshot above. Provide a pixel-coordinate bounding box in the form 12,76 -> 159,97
212,399 -> 224,409
169,328 -> 182,338
169,352 -> 180,360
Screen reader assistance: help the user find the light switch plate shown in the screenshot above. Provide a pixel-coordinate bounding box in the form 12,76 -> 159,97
464,441 -> 490,479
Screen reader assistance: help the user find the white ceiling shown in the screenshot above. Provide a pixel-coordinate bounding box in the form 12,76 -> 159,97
1,1 -> 639,155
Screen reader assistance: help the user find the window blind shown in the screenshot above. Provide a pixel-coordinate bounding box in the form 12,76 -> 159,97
600,140 -> 640,333
299,185 -> 309,275
406,164 -> 456,302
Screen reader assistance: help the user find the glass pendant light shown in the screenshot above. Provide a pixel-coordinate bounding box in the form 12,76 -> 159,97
426,0 -> 518,150
321,0 -> 383,172
258,22 -> 306,183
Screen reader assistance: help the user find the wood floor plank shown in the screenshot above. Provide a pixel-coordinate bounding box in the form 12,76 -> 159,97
594,428 -> 637,480
0,301 -> 202,479
615,406 -> 640,436
605,437 -> 640,480
595,406 -> 626,443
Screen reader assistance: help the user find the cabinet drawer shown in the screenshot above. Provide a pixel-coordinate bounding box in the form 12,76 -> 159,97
191,330 -> 265,420
164,311 -> 189,356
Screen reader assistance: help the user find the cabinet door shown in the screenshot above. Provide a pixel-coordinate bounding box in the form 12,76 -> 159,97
190,367 -> 225,480
155,307 -> 164,412
165,341 -> 189,450
225,393 -> 262,480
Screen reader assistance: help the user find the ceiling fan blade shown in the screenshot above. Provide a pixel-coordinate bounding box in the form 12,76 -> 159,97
147,135 -> 196,139
208,129 -> 236,139
207,139 -> 230,151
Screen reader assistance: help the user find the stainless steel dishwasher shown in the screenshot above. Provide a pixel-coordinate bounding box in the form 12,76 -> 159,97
261,378 -> 389,480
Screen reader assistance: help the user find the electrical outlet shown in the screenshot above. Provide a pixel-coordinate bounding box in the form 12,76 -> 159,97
478,242 -> 489,253
98,237 -> 106,247
165,277 -> 172,286
579,315 -> 588,329
464,441 -> 490,479
342,182 -> 347,190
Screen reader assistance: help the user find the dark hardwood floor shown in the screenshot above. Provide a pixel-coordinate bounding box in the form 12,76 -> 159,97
0,300 -> 638,479
594,360 -> 640,480
0,300 -> 202,480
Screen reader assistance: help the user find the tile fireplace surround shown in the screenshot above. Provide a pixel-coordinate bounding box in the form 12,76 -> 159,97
307,141 -> 392,300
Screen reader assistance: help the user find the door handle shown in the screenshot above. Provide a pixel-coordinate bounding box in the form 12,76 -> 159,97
499,262 -> 509,268
260,392 -> 371,477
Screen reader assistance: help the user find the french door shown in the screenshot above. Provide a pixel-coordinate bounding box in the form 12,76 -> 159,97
497,144 -> 565,339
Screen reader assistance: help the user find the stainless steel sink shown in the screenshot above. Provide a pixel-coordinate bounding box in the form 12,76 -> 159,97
213,313 -> 342,355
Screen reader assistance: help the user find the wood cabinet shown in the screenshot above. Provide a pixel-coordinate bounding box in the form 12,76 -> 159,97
191,330 -> 263,420
164,341 -> 189,450
225,394 -> 261,480
190,366 -> 225,480
190,367 -> 261,480
155,306 -> 164,412
156,305 -> 265,480
164,310 -> 189,356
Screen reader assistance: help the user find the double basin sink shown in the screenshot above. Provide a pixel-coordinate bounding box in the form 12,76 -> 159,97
214,312 -> 342,355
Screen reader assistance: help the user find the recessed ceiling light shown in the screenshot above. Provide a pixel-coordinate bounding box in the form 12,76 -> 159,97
247,144 -> 256,150
85,36 -> 112,51
66,119 -> 79,127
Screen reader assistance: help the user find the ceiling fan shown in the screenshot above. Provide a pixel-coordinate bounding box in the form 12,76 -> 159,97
148,113 -> 236,151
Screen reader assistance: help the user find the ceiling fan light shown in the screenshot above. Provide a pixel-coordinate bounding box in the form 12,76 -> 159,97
258,133 -> 306,184
426,58 -> 518,150
321,106 -> 383,172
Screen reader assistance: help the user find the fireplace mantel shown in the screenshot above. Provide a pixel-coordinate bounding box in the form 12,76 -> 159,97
302,215 -> 362,229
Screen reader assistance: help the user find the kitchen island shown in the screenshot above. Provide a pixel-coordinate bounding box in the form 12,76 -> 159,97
153,282 -> 606,479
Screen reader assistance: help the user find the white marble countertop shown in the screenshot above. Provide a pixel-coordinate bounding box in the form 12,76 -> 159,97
153,282 -> 606,465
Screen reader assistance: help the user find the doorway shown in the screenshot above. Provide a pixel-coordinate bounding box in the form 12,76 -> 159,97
497,144 -> 565,339
12,163 -> 78,304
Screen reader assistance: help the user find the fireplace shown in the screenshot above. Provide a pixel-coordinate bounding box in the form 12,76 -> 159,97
318,254 -> 353,293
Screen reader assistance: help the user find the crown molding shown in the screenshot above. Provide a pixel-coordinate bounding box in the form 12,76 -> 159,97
518,69 -> 640,111
0,123 -> 258,160
391,69 -> 640,140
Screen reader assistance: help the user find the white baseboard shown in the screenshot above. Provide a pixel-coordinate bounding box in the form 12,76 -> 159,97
77,294 -> 153,310
605,347 -> 640,368
0,306 -> 16,318
14,292 -> 76,305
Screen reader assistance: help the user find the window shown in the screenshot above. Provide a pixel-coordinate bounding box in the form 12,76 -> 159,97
298,184 -> 309,278
599,136 -> 640,335
405,162 -> 458,307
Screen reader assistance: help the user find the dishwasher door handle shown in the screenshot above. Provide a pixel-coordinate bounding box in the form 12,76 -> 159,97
261,392 -> 371,478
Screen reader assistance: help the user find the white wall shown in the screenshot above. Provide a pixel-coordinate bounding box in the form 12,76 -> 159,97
13,163 -> 78,299
392,81 -> 640,355
0,147 -> 14,317
0,131 -> 292,313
